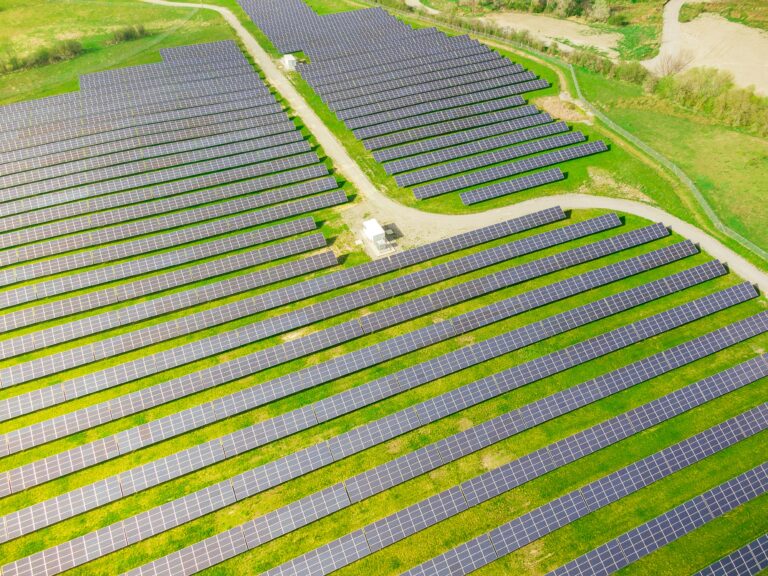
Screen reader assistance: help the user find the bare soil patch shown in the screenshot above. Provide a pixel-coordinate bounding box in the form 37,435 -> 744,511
481,12 -> 622,59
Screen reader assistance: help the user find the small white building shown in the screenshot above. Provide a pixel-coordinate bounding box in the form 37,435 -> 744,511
281,54 -> 297,71
362,219 -> 393,254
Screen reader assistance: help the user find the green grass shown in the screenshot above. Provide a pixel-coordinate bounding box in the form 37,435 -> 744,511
576,67 -> 768,254
0,0 -> 238,105
680,0 -> 768,31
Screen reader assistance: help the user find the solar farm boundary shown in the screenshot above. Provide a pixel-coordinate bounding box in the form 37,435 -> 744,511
4,238 -> 712,537
8,340 -> 765,576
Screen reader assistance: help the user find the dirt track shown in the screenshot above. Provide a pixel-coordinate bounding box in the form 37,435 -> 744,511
142,0 -> 768,293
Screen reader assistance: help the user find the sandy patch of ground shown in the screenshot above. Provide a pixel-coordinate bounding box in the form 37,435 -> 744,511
481,12 -> 621,59
677,14 -> 768,95
404,0 -> 439,16
645,0 -> 768,95
535,95 -> 592,124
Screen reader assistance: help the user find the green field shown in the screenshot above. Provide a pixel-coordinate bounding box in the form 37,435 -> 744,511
575,67 -> 768,255
0,0 -> 239,105
0,0 -> 767,575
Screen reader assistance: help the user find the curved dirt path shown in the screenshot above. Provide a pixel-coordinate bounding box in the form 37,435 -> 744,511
141,0 -> 768,292
645,0 -> 687,73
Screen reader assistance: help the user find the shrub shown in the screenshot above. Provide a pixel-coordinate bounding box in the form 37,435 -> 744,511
611,60 -> 649,84
111,24 -> 149,44
653,67 -> 768,136
589,0 -> 611,22
2,39 -> 83,72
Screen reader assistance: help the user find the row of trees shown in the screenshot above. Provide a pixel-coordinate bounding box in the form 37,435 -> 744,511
455,0 -> 625,24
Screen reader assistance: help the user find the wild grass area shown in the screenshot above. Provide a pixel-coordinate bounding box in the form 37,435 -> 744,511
576,67 -> 768,254
0,0 -> 235,104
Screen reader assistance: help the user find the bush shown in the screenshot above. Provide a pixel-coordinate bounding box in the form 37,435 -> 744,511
611,60 -> 649,84
110,24 -> 149,44
653,67 -> 768,136
607,12 -> 629,26
1,39 -> 83,73
589,0 -> 611,22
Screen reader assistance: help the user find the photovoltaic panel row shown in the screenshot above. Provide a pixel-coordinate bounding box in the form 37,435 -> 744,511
693,534 -> 768,576
0,172 -> 335,252
547,453 -> 768,576
0,118 -> 303,189
0,216 -> 621,449
0,75 -> 268,137
364,105 -> 544,152
0,113 -> 297,179
461,169 -> 567,205
345,86 -> 534,131
1,92 -> 283,155
384,121 -> 568,174
0,159 -> 329,237
373,114 -> 554,163
0,236 -> 740,557
0,149 -> 320,219
0,218 -> 321,318
0,189 -> 338,287
0,234 -> 731,495
414,141 -> 609,200
353,96 -> 530,141
0,166 -> 329,266
396,132 -> 585,188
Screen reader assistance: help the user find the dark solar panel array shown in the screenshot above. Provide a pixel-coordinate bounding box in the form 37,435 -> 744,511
0,216 -> 619,449
547,456 -> 768,576
2,215 -> 652,475
17,271 -> 765,576
0,239 -> 721,543
693,533 -> 768,576
130,394 -> 766,576
12,258 -> 768,572
0,24 -> 761,576
234,0 -> 607,203
399,423 -> 768,576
